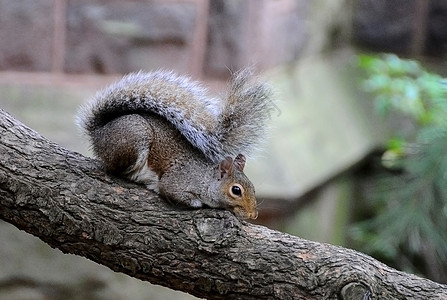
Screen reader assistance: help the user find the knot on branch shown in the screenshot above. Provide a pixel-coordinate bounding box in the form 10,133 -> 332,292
194,211 -> 240,253
340,282 -> 372,300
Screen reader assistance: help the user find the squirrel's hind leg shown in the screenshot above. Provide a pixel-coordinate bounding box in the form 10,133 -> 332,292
91,114 -> 159,190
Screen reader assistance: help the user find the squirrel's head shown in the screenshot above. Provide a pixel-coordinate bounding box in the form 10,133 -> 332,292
217,154 -> 258,220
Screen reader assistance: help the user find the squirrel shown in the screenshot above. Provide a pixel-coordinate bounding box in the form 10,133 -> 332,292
76,69 -> 274,220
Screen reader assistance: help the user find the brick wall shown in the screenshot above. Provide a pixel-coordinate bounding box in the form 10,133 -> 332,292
0,0 -> 310,78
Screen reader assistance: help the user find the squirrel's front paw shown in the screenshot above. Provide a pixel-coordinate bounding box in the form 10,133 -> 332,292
189,199 -> 204,208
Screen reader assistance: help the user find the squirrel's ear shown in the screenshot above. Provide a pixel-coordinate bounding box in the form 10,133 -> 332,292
219,157 -> 234,179
234,154 -> 246,171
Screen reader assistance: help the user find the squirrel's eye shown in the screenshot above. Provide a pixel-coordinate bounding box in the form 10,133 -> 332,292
231,185 -> 242,196
229,183 -> 244,198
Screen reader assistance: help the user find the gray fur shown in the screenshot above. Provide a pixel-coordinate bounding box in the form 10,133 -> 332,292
77,69 -> 274,163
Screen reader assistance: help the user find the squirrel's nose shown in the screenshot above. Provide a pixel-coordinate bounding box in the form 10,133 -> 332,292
249,210 -> 258,220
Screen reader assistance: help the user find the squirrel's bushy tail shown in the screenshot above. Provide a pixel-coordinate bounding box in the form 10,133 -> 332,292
77,69 -> 275,163
218,69 -> 275,160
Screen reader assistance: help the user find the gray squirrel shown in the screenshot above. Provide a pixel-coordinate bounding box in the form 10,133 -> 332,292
76,69 -> 274,219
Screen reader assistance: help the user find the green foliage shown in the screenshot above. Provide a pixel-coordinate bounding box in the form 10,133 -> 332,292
358,54 -> 447,127
354,54 -> 447,281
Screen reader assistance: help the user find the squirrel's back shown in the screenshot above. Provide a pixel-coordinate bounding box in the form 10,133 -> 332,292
77,69 -> 274,163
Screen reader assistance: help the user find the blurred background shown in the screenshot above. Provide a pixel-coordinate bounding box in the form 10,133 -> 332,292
1,0 -> 447,299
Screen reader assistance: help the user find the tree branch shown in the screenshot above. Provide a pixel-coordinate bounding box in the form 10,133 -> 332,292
0,108 -> 446,299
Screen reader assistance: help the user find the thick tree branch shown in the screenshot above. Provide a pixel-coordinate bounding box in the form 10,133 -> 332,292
0,108 -> 446,299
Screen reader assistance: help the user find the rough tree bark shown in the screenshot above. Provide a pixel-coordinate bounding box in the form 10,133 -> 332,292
0,108 -> 446,300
